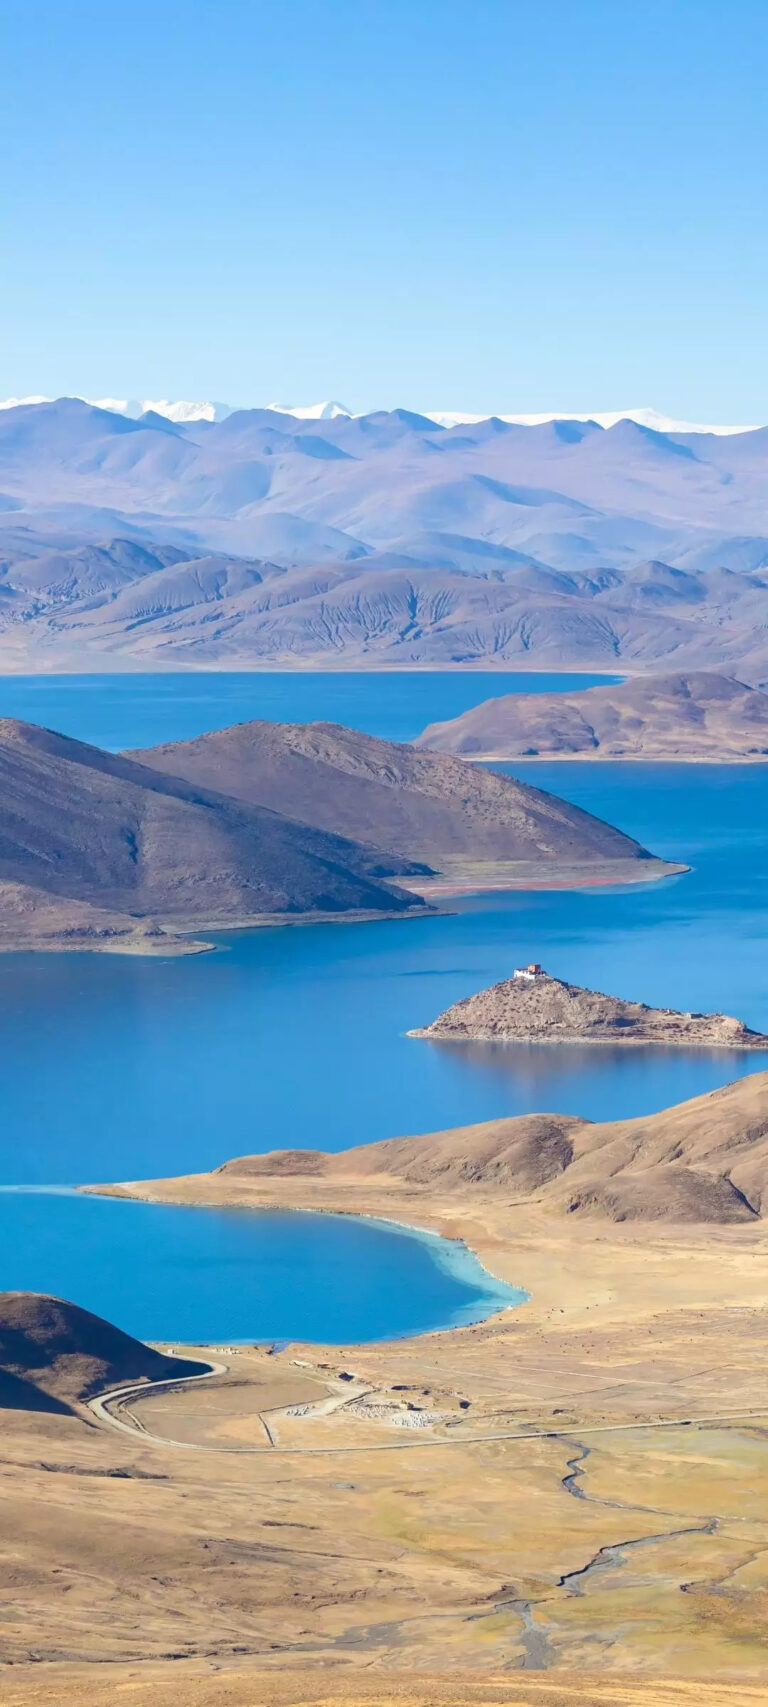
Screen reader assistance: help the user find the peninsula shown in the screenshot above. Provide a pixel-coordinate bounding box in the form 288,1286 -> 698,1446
408,964 -> 768,1050
417,670 -> 768,761
100,1067 -> 768,1226
0,716 -> 681,952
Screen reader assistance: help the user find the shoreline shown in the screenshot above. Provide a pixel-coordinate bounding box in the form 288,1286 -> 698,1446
400,856 -> 687,897
407,1027 -> 768,1051
20,1130 -> 768,1683
0,901 -> 438,959
460,750 -> 768,764
0,856 -> 686,957
76,1186 -> 530,1345
0,659 -> 630,677
81,1156 -> 768,1377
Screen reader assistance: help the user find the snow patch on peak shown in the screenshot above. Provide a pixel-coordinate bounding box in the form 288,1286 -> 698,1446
0,396 -> 759,436
425,406 -> 760,437
265,400 -> 352,420
0,396 -> 234,423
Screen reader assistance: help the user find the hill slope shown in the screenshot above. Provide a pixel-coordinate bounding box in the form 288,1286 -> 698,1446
0,1292 -> 205,1412
176,1071 -> 768,1225
0,718 -> 427,948
129,719 -> 659,873
417,671 -> 768,759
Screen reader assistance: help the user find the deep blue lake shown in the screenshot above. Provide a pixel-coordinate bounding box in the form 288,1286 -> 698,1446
1,670 -> 766,1342
0,668 -> 617,750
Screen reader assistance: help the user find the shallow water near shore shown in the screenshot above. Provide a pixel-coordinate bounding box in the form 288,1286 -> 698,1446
0,1190 -> 523,1343
1,670 -> 767,1340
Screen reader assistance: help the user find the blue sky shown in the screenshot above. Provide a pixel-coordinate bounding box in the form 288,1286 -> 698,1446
1,0 -> 766,418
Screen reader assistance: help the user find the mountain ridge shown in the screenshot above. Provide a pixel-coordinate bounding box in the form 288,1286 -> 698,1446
0,397 -> 759,433
0,715 -> 674,952
127,718 -> 655,872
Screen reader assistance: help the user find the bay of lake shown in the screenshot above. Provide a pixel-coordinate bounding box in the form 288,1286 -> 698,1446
0,670 -> 765,1341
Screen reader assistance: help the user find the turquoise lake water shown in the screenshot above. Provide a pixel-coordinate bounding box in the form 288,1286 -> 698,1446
0,1192 -> 522,1344
1,670 -> 766,1342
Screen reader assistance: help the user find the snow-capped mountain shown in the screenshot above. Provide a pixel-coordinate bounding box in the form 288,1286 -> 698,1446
424,407 -> 760,436
0,396 -> 235,423
0,396 -> 759,434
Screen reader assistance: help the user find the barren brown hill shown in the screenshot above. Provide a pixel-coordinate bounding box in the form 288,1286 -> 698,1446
0,718 -> 429,949
409,966 -> 768,1050
201,1070 -> 768,1224
0,1291 -> 205,1413
417,671 -> 768,760
129,718 -> 663,874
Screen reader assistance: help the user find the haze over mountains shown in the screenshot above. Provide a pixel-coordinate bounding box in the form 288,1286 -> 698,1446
0,397 -> 759,431
1,398 -> 768,670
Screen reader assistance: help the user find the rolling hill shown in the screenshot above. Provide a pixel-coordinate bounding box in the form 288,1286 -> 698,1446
209,1069 -> 768,1224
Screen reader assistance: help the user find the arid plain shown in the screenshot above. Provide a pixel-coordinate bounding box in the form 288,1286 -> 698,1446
5,1077 -> 768,1704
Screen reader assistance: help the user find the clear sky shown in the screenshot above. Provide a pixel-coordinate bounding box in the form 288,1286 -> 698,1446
1,0 -> 766,419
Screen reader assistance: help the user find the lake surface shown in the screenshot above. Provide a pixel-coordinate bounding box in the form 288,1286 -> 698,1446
0,668 -> 617,750
0,1191 -> 522,1344
1,670 -> 766,1341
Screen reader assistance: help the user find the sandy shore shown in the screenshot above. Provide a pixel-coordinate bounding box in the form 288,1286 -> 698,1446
87,1165 -> 768,1428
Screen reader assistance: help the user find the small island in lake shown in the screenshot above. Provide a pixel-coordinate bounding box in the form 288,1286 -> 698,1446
408,964 -> 768,1050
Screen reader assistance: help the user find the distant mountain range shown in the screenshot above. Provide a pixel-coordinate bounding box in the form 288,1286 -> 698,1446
0,397 -> 760,433
0,397 -> 767,672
